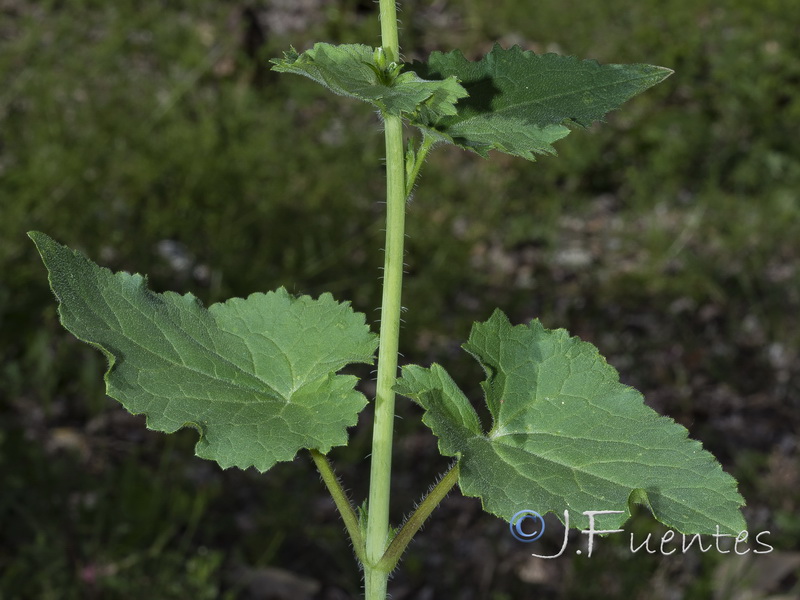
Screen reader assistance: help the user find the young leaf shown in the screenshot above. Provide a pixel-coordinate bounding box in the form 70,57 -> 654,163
271,43 -> 467,118
396,310 -> 746,535
30,232 -> 378,472
407,45 -> 673,159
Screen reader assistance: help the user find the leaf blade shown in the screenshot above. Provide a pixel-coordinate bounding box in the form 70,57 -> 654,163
407,45 -> 673,159
30,232 -> 379,472
270,42 -> 467,119
396,310 -> 746,535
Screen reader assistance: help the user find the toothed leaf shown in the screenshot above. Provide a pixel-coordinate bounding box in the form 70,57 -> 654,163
396,310 -> 745,534
271,43 -> 467,118
406,45 -> 673,159
30,232 -> 378,473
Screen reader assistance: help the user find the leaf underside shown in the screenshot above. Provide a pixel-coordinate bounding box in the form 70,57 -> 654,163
396,310 -> 745,535
30,232 -> 378,472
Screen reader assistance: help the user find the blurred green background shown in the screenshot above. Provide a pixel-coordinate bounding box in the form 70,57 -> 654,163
2,1 -> 799,598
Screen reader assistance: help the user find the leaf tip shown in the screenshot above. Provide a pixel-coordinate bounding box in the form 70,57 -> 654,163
28,230 -> 55,254
627,487 -> 655,515
269,46 -> 300,68
487,308 -> 511,326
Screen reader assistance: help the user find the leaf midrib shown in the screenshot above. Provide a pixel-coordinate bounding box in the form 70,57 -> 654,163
445,71 -> 663,133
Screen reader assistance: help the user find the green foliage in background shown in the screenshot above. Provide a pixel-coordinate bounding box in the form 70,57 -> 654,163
2,0 -> 799,598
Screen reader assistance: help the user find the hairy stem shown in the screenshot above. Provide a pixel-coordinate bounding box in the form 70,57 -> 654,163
365,2 -> 404,599
378,0 -> 399,63
364,114 -> 405,599
309,449 -> 366,563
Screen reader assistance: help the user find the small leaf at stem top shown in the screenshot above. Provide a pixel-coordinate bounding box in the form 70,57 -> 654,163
406,44 -> 673,159
271,42 -> 467,119
396,310 -> 746,535
30,232 -> 378,472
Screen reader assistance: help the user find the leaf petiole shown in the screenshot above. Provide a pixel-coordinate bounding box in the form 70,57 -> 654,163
376,461 -> 460,573
309,449 -> 366,563
405,133 -> 436,199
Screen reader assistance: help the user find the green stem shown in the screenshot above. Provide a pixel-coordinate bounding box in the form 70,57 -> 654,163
365,2 -> 404,599
377,462 -> 460,573
365,112 -> 405,600
378,0 -> 399,63
309,449 -> 366,563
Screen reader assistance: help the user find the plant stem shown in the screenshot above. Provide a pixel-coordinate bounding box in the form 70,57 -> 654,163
378,0 -> 399,63
364,115 -> 405,600
365,2 -> 404,598
377,462 -> 460,573
309,449 -> 366,563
